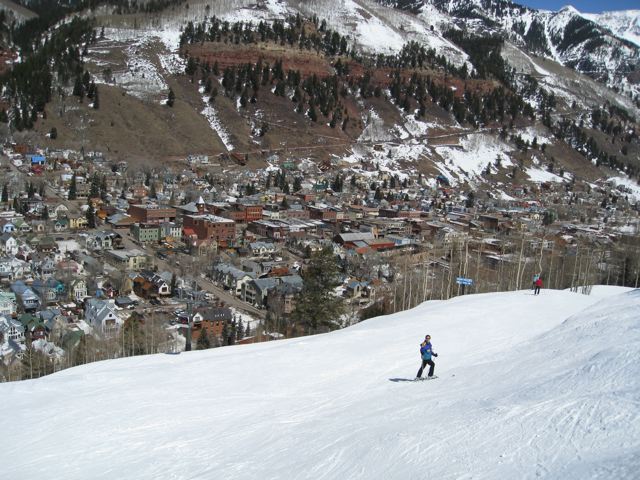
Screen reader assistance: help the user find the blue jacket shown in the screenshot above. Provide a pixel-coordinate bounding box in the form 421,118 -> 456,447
420,342 -> 435,361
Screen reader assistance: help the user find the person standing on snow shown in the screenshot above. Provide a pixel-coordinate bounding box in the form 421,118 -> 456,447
534,276 -> 543,295
416,334 -> 438,379
532,273 -> 540,291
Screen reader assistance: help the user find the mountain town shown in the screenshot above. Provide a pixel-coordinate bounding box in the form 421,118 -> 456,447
0,133 -> 638,380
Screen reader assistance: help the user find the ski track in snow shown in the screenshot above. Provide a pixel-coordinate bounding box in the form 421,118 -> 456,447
0,287 -> 639,479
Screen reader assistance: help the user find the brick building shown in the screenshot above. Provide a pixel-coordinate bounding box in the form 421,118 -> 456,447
183,214 -> 236,247
128,204 -> 176,225
217,203 -> 263,223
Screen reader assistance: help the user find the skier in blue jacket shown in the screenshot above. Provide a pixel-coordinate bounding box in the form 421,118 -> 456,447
416,334 -> 438,379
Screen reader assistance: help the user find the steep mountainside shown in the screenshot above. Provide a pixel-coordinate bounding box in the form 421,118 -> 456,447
383,1 -> 639,95
583,10 -> 640,48
1,0 -> 639,196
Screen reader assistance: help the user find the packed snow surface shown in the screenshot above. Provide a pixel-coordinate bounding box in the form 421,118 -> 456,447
1,287 -> 639,479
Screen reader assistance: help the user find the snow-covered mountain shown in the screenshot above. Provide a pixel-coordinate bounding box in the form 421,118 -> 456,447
1,287 -> 638,479
92,0 -> 639,117
379,1 -> 639,92
583,9 -> 640,48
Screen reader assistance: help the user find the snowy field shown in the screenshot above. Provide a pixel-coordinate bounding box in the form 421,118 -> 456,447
0,287 -> 638,479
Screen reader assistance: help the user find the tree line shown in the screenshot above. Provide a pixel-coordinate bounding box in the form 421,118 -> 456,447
0,15 -> 95,131
180,14 -> 352,59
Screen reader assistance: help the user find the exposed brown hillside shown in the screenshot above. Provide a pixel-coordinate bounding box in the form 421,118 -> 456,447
33,82 -> 226,166
184,42 -> 334,78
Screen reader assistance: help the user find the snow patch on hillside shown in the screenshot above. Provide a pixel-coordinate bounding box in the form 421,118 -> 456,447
525,166 -> 564,183
607,176 -> 640,202
201,96 -> 234,151
435,133 -> 513,184
90,28 -> 186,99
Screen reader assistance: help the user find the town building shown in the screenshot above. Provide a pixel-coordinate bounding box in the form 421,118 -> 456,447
128,204 -> 177,225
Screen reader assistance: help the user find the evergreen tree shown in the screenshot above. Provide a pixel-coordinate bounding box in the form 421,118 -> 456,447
89,174 -> 100,198
73,76 -> 84,98
236,320 -> 245,342
240,88 -> 248,108
196,326 -> 211,350
542,210 -> 556,226
100,175 -> 108,200
228,320 -> 236,346
1,184 -> 7,203
185,56 -> 197,76
221,320 -> 229,346
331,174 -> 342,192
308,104 -> 317,122
170,273 -> 177,294
92,85 -> 100,109
86,202 -> 96,228
68,175 -> 77,200
167,88 -> 175,107
291,247 -> 345,334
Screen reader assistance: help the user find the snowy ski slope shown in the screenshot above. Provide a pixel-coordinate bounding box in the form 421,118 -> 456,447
0,287 -> 638,479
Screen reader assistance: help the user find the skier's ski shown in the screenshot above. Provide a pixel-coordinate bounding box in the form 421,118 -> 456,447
414,376 -> 438,381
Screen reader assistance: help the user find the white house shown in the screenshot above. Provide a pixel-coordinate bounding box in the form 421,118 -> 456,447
69,279 -> 88,302
86,231 -> 113,251
11,281 -> 41,311
0,234 -> 18,256
1,222 -> 16,234
84,299 -> 122,335
50,204 -> 70,220
0,257 -> 28,281
249,241 -> 277,257
0,315 -> 25,344
0,292 -> 17,317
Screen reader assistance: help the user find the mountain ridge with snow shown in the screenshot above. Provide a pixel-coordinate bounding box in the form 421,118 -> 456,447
409,0 -> 639,90
1,286 -> 638,479
582,9 -> 640,47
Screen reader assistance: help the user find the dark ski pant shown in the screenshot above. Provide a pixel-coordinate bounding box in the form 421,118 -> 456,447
534,286 -> 541,295
417,359 -> 435,378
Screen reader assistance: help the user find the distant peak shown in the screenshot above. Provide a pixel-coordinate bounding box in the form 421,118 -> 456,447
559,5 -> 579,15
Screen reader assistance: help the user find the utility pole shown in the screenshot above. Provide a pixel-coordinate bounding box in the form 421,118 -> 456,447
185,299 -> 193,351
185,279 -> 203,352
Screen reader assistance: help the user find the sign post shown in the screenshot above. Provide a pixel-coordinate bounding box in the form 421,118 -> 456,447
456,277 -> 474,295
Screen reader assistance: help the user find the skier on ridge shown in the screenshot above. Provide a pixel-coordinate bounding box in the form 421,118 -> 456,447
416,334 -> 438,380
534,276 -> 543,295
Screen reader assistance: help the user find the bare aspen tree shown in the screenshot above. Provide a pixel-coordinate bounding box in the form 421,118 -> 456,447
571,244 -> 579,291
515,231 -> 525,290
